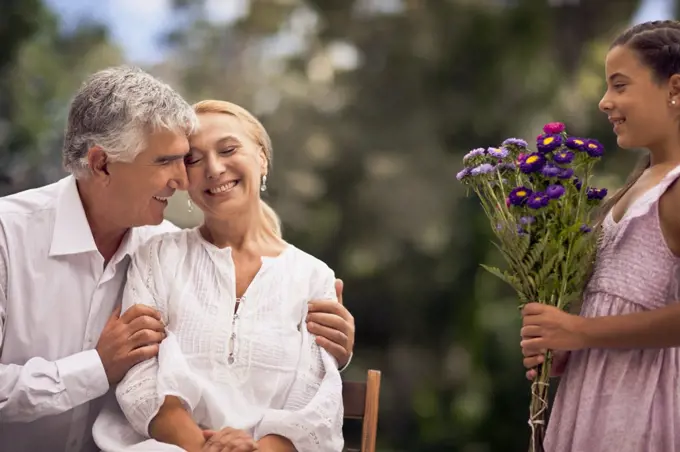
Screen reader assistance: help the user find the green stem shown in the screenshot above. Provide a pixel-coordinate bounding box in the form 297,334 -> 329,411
528,350 -> 552,452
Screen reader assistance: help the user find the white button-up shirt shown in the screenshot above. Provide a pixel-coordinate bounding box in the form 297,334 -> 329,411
0,176 -> 177,452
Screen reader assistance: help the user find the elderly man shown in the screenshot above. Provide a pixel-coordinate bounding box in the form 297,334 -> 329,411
0,66 -> 355,452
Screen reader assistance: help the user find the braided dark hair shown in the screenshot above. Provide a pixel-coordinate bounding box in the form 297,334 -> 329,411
598,20 -> 680,220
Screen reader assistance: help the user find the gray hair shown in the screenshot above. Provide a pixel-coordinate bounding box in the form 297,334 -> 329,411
62,65 -> 198,177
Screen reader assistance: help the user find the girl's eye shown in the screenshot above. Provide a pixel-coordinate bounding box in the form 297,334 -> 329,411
220,147 -> 236,155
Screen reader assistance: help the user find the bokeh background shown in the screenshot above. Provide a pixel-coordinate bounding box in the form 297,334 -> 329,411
1,0 -> 675,450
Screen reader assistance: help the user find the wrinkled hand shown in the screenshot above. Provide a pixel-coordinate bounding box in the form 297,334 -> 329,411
202,428 -> 258,452
521,303 -> 588,356
307,279 -> 355,368
96,304 -> 166,384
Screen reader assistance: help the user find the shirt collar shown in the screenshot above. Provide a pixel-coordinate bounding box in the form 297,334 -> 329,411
48,176 -> 140,261
49,176 -> 98,257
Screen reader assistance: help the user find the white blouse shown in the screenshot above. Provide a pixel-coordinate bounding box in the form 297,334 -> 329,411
92,228 -> 344,451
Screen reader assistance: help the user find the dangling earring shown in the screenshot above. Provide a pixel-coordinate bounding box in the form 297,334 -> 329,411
187,198 -> 193,213
261,175 -> 267,192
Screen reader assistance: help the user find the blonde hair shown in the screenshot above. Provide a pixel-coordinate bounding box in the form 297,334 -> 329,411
193,100 -> 282,238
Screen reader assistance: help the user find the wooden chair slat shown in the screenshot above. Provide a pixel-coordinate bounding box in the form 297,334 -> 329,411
342,369 -> 381,452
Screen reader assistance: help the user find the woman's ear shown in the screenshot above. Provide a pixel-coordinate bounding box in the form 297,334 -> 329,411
258,147 -> 268,173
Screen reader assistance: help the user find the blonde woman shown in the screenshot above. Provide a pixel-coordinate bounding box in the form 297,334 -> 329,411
93,100 -> 344,451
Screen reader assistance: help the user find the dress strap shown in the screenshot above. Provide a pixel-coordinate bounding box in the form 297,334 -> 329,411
609,163 -> 680,248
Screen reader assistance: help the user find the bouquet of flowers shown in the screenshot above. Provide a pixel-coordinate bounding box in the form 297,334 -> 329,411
456,122 -> 607,452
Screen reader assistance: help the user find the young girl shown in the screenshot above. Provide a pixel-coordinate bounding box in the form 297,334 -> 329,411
521,20 -> 680,451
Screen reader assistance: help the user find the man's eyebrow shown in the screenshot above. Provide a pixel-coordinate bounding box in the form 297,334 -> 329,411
154,153 -> 189,163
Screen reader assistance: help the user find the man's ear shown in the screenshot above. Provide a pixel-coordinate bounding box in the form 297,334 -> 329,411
87,146 -> 110,181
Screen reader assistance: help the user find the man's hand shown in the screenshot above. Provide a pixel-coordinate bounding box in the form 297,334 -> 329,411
96,304 -> 166,384
202,428 -> 258,452
307,279 -> 355,368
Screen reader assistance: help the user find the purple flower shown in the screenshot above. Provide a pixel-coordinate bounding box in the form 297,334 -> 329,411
508,186 -> 533,206
546,184 -> 566,199
557,167 -> 574,179
456,168 -> 471,181
519,216 -> 536,225
585,139 -> 605,157
543,122 -> 566,134
553,150 -> 575,164
463,147 -> 486,162
586,187 -> 608,200
580,224 -> 592,233
497,162 -> 516,172
527,192 -> 550,209
573,177 -> 583,190
519,152 -> 545,174
541,163 -> 561,178
488,147 -> 509,158
470,163 -> 495,176
566,137 -> 587,151
502,138 -> 528,148
537,134 -> 563,153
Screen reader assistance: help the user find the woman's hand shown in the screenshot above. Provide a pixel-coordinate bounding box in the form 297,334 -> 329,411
307,279 -> 355,368
201,428 -> 258,452
520,303 -> 589,352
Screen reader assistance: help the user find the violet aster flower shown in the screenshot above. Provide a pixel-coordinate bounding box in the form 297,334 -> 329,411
463,147 -> 486,163
580,224 -> 592,233
573,177 -> 583,190
543,122 -> 565,134
488,146 -> 509,159
519,216 -> 536,225
541,163 -> 561,178
557,167 -> 574,179
456,168 -> 471,181
586,187 -> 608,200
566,137 -> 587,151
508,186 -> 533,206
497,162 -> 516,172
527,192 -> 550,209
553,150 -> 575,164
519,153 -> 545,174
502,137 -> 528,148
546,184 -> 566,199
585,139 -> 605,157
470,163 -> 495,176
537,134 -> 563,153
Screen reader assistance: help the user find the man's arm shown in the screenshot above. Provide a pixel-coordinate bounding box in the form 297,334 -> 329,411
0,228 -> 164,423
0,227 -> 110,422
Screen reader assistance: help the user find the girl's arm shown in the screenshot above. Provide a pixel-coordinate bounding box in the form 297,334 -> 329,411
521,302 -> 680,351
580,302 -> 680,349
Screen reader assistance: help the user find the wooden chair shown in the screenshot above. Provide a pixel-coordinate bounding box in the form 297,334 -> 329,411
342,369 -> 381,452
